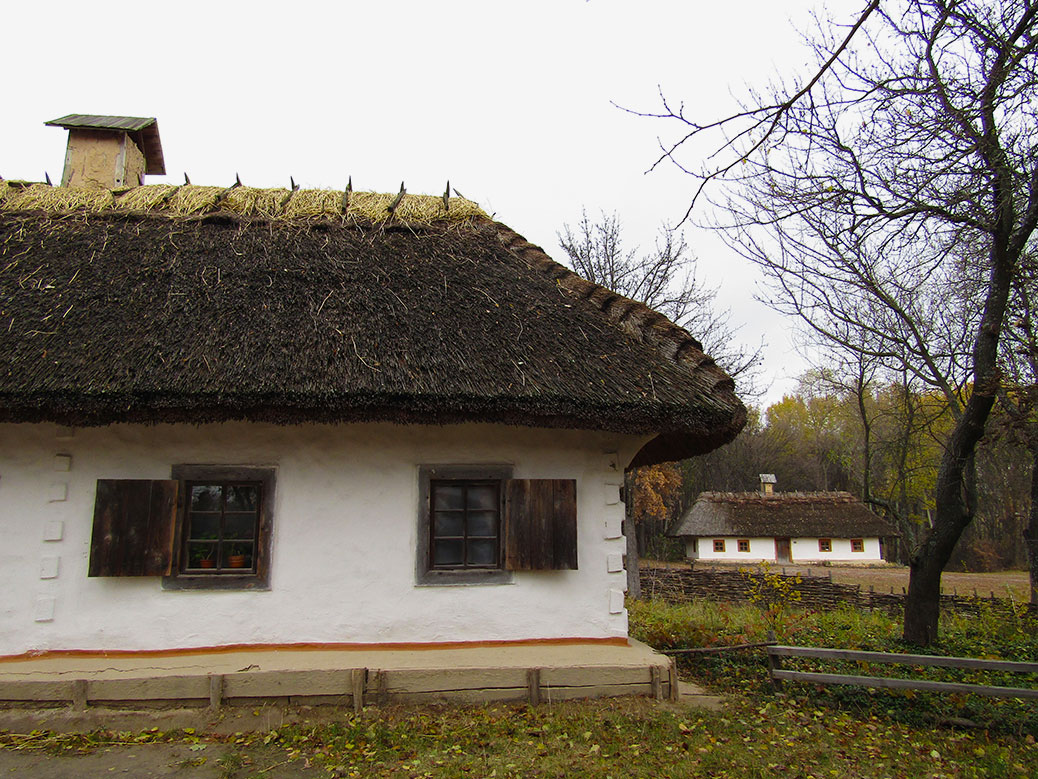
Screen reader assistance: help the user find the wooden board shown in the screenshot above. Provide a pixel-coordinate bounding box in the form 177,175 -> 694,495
87,675 -> 210,702
88,479 -> 178,577
772,670 -> 1038,699
768,645 -> 1038,674
383,667 -> 528,694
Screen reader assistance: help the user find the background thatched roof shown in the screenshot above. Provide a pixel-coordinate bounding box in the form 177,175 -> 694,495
668,492 -> 899,538
0,185 -> 746,466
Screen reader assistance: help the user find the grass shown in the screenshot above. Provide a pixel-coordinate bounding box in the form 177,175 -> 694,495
1,697 -> 1036,778
630,595 -> 1038,736
2,599 -> 1037,776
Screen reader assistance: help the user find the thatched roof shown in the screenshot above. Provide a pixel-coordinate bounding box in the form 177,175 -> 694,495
668,492 -> 899,538
0,183 -> 746,467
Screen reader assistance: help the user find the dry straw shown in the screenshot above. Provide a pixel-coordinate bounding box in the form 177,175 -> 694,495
0,183 -> 486,224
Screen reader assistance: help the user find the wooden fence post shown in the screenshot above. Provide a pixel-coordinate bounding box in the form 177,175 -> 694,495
527,668 -> 542,706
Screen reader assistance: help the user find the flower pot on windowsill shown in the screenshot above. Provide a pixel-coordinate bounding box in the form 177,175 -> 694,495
227,554 -> 247,569
199,558 -> 216,569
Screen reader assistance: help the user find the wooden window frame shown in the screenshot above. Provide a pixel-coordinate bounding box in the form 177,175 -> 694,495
737,539 -> 750,553
163,465 -> 276,591
850,538 -> 865,553
713,539 -> 725,553
429,478 -> 503,572
417,465 -> 514,586
818,538 -> 832,553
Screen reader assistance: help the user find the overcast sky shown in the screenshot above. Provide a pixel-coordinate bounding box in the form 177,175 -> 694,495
5,0 -> 864,409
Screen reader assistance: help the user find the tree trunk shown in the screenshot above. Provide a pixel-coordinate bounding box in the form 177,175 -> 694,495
903,239 -> 1012,646
625,470 -> 641,600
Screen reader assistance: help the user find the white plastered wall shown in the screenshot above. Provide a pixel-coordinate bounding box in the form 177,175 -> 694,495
0,422 -> 644,656
686,536 -> 882,562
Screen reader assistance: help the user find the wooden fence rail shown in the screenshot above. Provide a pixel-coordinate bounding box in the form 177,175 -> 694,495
766,645 -> 1038,699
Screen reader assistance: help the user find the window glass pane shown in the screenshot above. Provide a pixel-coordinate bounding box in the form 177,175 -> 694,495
186,542 -> 217,569
433,511 -> 464,537
225,485 -> 258,511
467,539 -> 497,566
467,484 -> 498,510
433,483 -> 464,511
467,510 -> 498,537
187,513 -> 220,540
433,539 -> 464,566
224,512 -> 257,540
191,484 -> 222,511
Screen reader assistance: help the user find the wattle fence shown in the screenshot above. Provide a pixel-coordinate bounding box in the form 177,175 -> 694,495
638,565 -> 1034,616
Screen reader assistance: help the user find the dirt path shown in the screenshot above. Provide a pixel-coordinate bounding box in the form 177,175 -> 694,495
0,742 -> 316,778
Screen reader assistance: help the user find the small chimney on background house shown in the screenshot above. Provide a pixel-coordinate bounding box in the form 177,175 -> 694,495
45,115 -> 165,188
759,473 -> 776,495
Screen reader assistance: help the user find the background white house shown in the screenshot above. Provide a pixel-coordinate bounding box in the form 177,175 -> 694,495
668,476 -> 898,564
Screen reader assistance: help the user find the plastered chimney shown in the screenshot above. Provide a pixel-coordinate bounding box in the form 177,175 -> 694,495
759,473 -> 776,495
45,115 -> 165,188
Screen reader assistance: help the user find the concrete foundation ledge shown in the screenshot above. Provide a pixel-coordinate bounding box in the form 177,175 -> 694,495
0,640 -> 678,710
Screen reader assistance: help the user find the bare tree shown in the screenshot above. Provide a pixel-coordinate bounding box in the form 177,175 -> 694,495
639,0 -> 1038,644
558,209 -> 764,394
559,210 -> 764,597
994,252 -> 1038,600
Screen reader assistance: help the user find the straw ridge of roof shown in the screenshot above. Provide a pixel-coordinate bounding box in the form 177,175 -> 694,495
668,491 -> 899,538
0,195 -> 746,466
0,182 -> 486,225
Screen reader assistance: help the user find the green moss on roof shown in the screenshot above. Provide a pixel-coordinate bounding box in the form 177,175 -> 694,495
0,182 -> 487,225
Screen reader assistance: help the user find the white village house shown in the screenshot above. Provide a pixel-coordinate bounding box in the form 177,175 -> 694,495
668,476 -> 898,564
0,116 -> 746,706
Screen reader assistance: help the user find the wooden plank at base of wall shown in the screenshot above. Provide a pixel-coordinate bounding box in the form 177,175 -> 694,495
389,688 -> 533,705
540,683 -> 654,701
543,666 -> 654,687
0,681 -> 75,702
384,668 -> 529,694
223,670 -> 354,698
87,675 -> 211,702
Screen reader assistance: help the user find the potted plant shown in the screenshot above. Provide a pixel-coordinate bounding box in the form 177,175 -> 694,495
189,544 -> 216,569
227,544 -> 249,569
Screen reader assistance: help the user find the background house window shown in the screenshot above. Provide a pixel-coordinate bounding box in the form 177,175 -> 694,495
851,538 -> 865,553
818,538 -> 832,553
737,539 -> 750,553
713,539 -> 726,553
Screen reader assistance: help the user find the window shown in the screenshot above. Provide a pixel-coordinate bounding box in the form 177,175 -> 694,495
170,465 -> 275,589
182,482 -> 261,574
713,539 -> 726,553
430,479 -> 502,570
417,465 -> 577,585
88,466 -> 275,590
818,538 -> 832,553
737,539 -> 750,553
851,538 -> 865,553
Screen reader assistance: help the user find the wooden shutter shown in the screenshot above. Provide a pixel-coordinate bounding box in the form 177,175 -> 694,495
88,479 -> 179,577
503,479 -> 577,570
